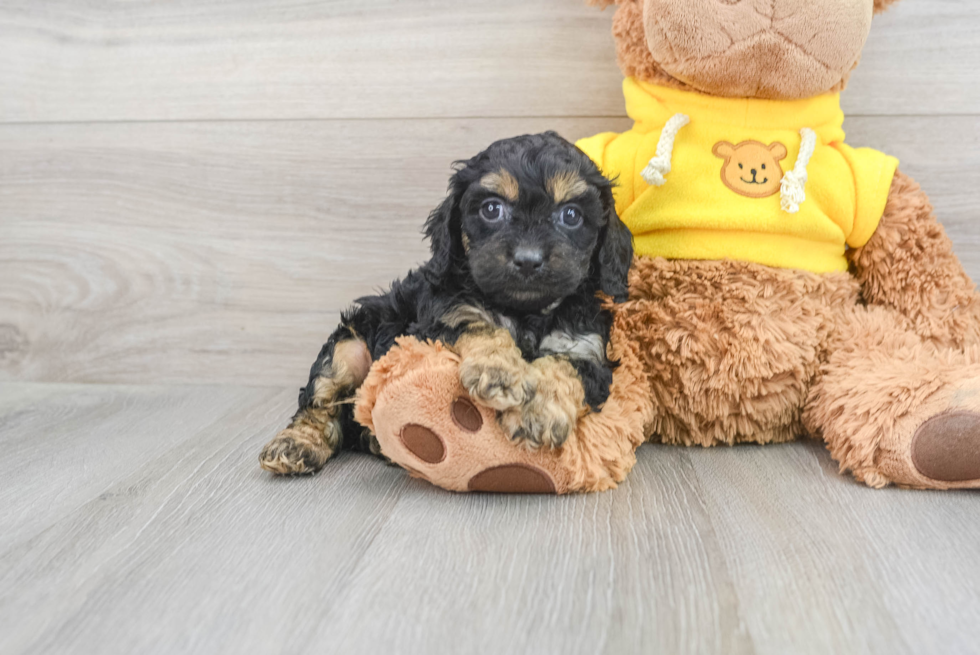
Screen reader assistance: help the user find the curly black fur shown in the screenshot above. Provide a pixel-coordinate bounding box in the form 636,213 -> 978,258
295,132 -> 633,453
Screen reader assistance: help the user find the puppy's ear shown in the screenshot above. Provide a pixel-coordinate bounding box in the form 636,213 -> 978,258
593,182 -> 633,303
422,172 -> 466,285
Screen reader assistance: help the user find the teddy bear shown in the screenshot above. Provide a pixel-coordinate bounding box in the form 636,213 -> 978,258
355,0 -> 980,492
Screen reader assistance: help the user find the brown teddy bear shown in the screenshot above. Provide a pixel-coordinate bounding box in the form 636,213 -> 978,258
356,0 -> 980,492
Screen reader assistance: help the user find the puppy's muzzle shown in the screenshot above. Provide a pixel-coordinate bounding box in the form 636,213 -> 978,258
512,247 -> 544,277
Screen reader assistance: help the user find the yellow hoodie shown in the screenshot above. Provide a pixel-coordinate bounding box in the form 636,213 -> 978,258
577,79 -> 899,273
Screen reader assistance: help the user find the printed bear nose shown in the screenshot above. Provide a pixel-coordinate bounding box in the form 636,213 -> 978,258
512,247 -> 544,275
750,168 -> 758,176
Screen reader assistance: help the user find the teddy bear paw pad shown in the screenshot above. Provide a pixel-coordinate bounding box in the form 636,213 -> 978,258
911,411 -> 980,482
467,464 -> 557,494
399,424 -> 446,464
451,397 -> 483,432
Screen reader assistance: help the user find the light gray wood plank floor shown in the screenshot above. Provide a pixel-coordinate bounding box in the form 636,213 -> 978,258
1,381 -> 978,655
3,1 -> 980,653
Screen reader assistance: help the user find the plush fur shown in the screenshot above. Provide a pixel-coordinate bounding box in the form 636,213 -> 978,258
621,257 -> 859,447
354,308 -> 654,494
260,132 -> 634,475
612,151 -> 980,489
590,0 -> 980,490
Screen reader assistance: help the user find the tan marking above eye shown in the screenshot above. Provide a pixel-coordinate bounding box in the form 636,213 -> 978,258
547,171 -> 589,204
480,169 -> 519,202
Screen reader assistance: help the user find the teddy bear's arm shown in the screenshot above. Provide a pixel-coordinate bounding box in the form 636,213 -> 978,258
849,169 -> 980,349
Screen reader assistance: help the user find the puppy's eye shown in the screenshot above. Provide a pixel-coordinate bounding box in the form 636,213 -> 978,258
557,205 -> 583,229
480,199 -> 506,222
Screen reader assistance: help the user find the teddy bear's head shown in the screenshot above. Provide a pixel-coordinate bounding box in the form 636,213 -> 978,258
590,0 -> 901,100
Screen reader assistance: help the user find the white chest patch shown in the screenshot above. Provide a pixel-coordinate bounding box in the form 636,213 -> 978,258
539,331 -> 607,365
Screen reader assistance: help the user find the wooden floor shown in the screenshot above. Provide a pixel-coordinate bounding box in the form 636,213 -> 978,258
3,382 -> 980,654
2,1 -> 980,653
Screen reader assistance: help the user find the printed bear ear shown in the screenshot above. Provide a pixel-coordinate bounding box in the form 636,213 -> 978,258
712,142 -> 735,159
769,143 -> 788,161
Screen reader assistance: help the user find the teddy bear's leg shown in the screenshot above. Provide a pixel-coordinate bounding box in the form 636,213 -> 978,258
805,304 -> 980,489
850,170 -> 980,350
618,257 -> 848,447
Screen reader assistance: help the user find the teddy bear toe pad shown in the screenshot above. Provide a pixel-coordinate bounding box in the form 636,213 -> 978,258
911,411 -> 980,483
399,424 -> 446,464
467,464 -> 557,494
450,397 -> 483,432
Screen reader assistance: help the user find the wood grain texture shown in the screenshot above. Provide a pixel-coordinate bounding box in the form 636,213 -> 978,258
688,441 -> 980,655
2,116 -> 979,387
0,0 -> 622,123
1,382 -> 978,655
0,0 -> 977,123
844,0 -> 980,117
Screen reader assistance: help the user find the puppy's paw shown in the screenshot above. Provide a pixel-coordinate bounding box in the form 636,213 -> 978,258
498,356 -> 586,450
499,394 -> 577,450
459,355 -> 534,411
259,425 -> 334,475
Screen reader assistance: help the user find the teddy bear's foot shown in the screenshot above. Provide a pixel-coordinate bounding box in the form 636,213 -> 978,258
354,336 -> 650,494
357,344 -> 572,493
911,411 -> 980,483
867,373 -> 980,489
812,356 -> 980,489
259,424 -> 336,475
393,395 -> 561,493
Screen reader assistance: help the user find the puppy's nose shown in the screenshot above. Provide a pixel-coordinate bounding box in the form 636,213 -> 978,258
512,247 -> 544,276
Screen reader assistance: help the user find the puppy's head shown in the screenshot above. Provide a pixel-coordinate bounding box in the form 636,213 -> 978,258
424,132 -> 632,313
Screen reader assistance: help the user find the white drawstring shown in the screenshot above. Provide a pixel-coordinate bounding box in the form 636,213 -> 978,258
641,113 -> 690,187
780,128 -> 817,214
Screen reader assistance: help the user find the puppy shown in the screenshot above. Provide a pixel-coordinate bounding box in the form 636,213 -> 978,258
260,132 -> 633,475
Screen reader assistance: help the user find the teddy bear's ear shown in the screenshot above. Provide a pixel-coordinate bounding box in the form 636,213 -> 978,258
712,142 -> 735,159
769,143 -> 788,161
873,0 -> 901,14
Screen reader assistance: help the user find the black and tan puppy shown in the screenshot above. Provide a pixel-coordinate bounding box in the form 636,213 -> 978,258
260,132 -> 633,475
